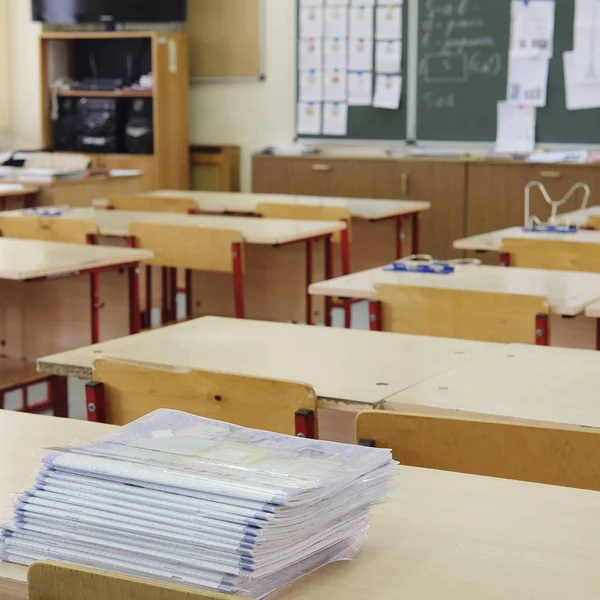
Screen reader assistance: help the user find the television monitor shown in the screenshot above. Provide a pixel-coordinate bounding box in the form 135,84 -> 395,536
32,0 -> 187,25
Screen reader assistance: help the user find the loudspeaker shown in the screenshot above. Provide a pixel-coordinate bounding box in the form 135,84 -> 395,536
76,97 -> 124,154
125,98 -> 154,155
53,97 -> 79,151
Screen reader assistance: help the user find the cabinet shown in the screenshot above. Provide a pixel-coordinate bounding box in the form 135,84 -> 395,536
252,155 -> 468,258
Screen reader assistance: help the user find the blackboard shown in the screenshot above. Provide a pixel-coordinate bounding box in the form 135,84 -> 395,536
296,1 -> 408,141
416,0 -> 600,144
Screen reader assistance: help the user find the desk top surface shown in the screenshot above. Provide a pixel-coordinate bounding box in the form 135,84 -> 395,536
1,410 -> 599,600
454,226 -> 600,252
308,264 -> 600,315
386,342 -> 600,429
37,316 -> 497,408
141,190 -> 432,220
0,184 -> 38,198
3,208 -> 346,245
558,206 -> 600,227
0,237 -> 151,280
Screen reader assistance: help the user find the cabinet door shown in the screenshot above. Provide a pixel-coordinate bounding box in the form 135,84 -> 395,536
90,155 -> 157,191
252,156 -> 296,194
467,163 -> 600,236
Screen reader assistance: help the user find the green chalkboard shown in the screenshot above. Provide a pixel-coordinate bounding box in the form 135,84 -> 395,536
296,1 -> 408,141
416,0 -> 600,144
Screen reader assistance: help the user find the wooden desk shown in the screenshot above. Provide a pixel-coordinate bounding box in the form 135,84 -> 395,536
0,185 -> 38,211
1,410 -> 599,600
2,208 -> 346,325
0,238 -> 151,366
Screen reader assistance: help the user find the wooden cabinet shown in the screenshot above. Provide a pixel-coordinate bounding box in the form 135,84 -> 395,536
89,154 -> 156,191
252,155 -> 467,258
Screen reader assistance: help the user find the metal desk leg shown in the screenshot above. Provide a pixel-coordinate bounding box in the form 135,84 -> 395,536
305,238 -> 314,325
535,314 -> 549,346
324,235 -> 334,327
396,215 -> 404,259
411,213 -> 420,255
369,301 -> 382,331
128,263 -> 141,334
185,269 -> 193,319
90,272 -> 101,344
50,376 -> 68,418
232,242 -> 245,319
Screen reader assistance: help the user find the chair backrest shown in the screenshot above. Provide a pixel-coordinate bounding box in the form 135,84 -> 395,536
107,194 -> 198,214
130,222 -> 244,272
373,283 -> 548,344
93,358 -> 317,435
256,202 -> 351,242
356,409 -> 600,491
501,237 -> 600,272
28,562 -> 228,600
0,216 -> 98,244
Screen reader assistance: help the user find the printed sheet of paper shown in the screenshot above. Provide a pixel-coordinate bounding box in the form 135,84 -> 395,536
299,7 -> 324,39
323,102 -> 348,135
348,71 -> 373,105
299,38 -> 323,70
352,0 -> 375,5
348,37 -> 373,70
300,0 -> 324,5
563,51 -> 600,109
510,0 -> 555,59
373,74 -> 402,109
326,0 -> 349,4
299,69 -> 323,102
507,57 -> 549,106
495,101 -> 536,153
349,6 -> 374,38
376,4 -> 402,40
376,40 -> 402,73
324,37 -> 348,69
325,5 -> 348,37
297,102 -> 322,135
571,0 -> 600,84
324,68 -> 348,101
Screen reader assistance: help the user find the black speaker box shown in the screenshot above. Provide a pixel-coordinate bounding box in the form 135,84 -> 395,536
53,97 -> 79,151
125,98 -> 154,155
76,97 -> 125,154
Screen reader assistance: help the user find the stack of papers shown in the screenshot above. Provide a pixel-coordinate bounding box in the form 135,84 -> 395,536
0,410 -> 394,598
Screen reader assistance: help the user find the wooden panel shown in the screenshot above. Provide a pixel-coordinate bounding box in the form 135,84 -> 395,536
130,222 -> 243,273
93,358 -> 317,435
375,284 -> 548,344
356,410 -> 600,491
187,0 -> 262,79
107,195 -> 197,214
190,146 -> 241,192
252,156 -> 296,194
28,562 -> 229,600
502,238 -> 600,272
0,216 -> 97,244
90,155 -> 157,191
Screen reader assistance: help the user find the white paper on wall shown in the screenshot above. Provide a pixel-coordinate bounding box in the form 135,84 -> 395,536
373,74 -> 402,109
375,5 -> 402,40
349,6 -> 374,38
563,51 -> 600,109
300,7 -> 324,39
375,40 -> 402,73
297,102 -> 322,135
348,71 -> 373,105
507,57 -> 549,106
299,69 -> 324,102
348,37 -> 373,70
325,5 -> 349,37
326,0 -> 349,5
324,37 -> 348,69
495,101 -> 536,153
510,0 -> 555,59
324,68 -> 348,101
351,0 -> 376,5
323,102 -> 348,135
300,0 -> 324,6
299,38 -> 323,70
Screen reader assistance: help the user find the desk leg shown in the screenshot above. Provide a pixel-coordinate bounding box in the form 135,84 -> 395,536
411,213 -> 420,255
128,264 -> 141,334
340,226 -> 352,328
369,301 -> 382,332
86,381 -> 106,423
170,268 -> 178,322
232,242 -> 245,319
50,376 -> 68,418
500,252 -> 511,267
324,235 -> 334,327
185,269 -> 193,320
90,272 -> 101,344
596,319 -> 600,352
161,267 -> 169,324
396,215 -> 404,259
295,409 -> 316,439
305,239 -> 313,325
143,265 -> 152,329
535,314 -> 549,346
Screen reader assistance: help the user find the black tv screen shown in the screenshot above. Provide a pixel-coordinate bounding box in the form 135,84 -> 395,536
32,0 -> 187,24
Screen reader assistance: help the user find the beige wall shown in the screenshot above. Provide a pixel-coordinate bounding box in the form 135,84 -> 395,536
5,0 -> 296,190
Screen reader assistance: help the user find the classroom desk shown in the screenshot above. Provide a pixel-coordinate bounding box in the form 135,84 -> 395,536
308,263 -> 600,347
138,190 -> 431,269
1,410 -> 599,600
0,237 -> 151,362
0,185 -> 38,211
2,208 -> 347,325
557,205 -> 600,229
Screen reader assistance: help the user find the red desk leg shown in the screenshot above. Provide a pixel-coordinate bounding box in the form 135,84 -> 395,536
144,265 -> 152,329
535,313 -> 549,346
369,301 -> 382,331
324,235 -> 334,327
305,238 -> 314,325
295,409 -> 316,438
396,215 -> 404,259
50,376 -> 68,418
161,267 -> 169,324
90,271 -> 101,344
86,381 -> 106,423
170,267 -> 178,322
185,268 -> 193,319
411,213 -> 420,255
232,242 -> 245,319
340,225 -> 353,328
128,263 -> 141,334
500,252 -> 511,267
596,319 -> 600,352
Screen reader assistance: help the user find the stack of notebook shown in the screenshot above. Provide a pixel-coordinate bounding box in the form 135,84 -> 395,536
0,410 -> 394,598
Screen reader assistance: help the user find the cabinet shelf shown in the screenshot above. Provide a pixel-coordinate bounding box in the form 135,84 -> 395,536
57,90 -> 153,99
